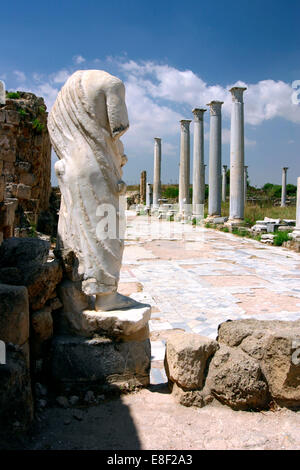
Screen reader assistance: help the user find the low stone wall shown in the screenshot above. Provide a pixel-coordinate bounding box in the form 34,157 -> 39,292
165,319 -> 300,410
0,92 -> 51,242
0,237 -> 63,435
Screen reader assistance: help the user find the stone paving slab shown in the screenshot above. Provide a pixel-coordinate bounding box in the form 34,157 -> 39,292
120,214 -> 300,384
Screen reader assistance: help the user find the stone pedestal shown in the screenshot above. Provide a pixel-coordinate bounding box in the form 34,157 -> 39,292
207,101 -> 223,220
228,87 -> 246,224
179,120 -> 191,216
50,280 -> 152,393
281,167 -> 288,207
192,109 -> 206,219
153,138 -> 161,209
50,335 -> 151,394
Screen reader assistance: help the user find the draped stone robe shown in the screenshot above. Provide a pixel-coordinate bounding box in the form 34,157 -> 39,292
48,70 -> 129,296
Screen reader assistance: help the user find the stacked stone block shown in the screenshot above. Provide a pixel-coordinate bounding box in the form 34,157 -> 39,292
0,92 -> 51,243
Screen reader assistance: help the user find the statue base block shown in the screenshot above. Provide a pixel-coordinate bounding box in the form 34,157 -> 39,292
57,280 -> 151,341
49,334 -> 151,394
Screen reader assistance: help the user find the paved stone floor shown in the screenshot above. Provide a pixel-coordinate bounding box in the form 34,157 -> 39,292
119,213 -> 300,385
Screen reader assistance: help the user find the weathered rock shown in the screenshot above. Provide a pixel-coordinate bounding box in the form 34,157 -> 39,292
50,335 -> 151,394
35,382 -> 48,398
47,296 -> 63,311
164,333 -> 219,390
31,306 -> 53,341
261,334 -> 300,408
0,284 -> 29,346
56,396 -> 69,408
84,390 -> 96,404
0,237 -> 49,267
69,395 -> 79,406
24,260 -> 63,310
0,238 -> 62,310
218,319 -> 300,408
0,343 -> 33,434
170,382 -> 206,408
206,344 -> 269,411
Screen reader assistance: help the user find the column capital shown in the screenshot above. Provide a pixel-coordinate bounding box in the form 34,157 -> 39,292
282,167 -> 289,171
206,101 -> 223,115
154,137 -> 161,143
180,120 -> 191,132
192,108 -> 206,121
229,87 -> 247,103
223,165 -> 228,171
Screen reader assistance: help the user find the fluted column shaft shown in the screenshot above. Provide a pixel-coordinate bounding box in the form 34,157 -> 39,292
207,101 -> 223,216
140,170 -> 147,204
229,87 -> 247,221
0,80 -> 5,105
192,108 -> 206,217
222,165 -> 227,202
153,138 -> 161,208
146,183 -> 152,209
244,166 -> 248,205
179,120 -> 191,214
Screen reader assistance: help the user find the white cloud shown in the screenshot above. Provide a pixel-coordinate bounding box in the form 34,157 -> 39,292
52,69 -> 70,84
73,55 -> 86,65
119,60 -> 300,125
14,70 -> 26,82
122,75 -> 182,159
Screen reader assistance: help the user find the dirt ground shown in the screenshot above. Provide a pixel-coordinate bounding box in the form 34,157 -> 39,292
8,385 -> 300,450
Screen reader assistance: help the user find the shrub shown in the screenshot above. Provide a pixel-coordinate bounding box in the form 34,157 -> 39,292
162,186 -> 178,199
273,231 -> 291,246
32,118 -> 45,133
18,108 -> 27,117
7,91 -> 21,99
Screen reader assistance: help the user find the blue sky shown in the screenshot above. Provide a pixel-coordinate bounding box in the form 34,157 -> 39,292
1,0 -> 299,187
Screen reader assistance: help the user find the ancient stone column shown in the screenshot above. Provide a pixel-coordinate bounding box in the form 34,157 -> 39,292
207,101 -> 223,217
281,167 -> 288,207
140,170 -> 147,204
179,120 -> 192,215
192,108 -> 206,218
244,166 -> 248,205
153,138 -> 161,209
0,80 -> 5,105
292,177 -> 300,240
146,183 -> 152,209
228,87 -> 247,223
222,165 -> 227,203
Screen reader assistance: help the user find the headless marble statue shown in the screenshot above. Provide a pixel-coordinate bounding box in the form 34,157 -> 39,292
48,70 -> 138,312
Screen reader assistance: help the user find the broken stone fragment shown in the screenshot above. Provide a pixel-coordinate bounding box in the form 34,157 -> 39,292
31,306 -> 53,342
218,319 -> 300,408
164,332 -> 219,390
0,283 -> 29,346
205,344 -> 269,411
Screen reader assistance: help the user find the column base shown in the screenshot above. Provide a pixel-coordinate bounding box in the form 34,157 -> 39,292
290,229 -> 300,241
205,215 -> 228,224
224,218 -> 245,228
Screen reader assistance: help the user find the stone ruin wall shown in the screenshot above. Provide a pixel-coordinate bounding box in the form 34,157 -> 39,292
0,92 -> 51,243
